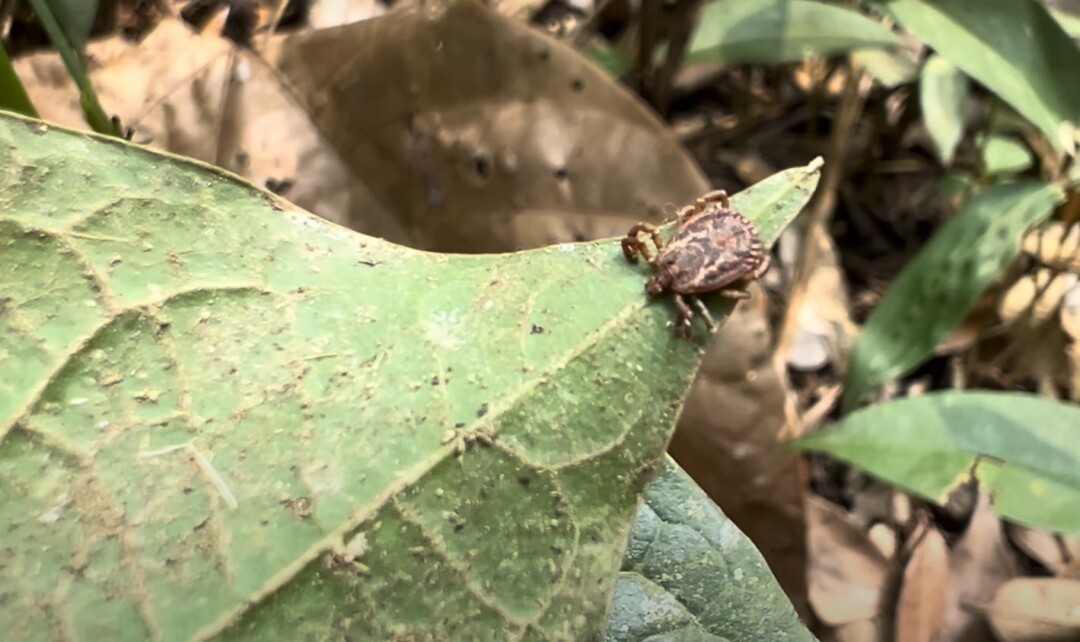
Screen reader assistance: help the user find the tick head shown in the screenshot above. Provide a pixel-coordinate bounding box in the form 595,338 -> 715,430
645,265 -> 674,296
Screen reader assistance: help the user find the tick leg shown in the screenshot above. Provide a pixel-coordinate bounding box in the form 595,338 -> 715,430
696,189 -> 730,211
621,235 -> 647,263
691,297 -> 718,334
621,223 -> 663,263
673,294 -> 695,340
751,254 -> 771,279
719,287 -> 751,300
675,204 -> 695,225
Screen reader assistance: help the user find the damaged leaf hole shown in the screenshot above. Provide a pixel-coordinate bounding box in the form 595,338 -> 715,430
471,151 -> 492,181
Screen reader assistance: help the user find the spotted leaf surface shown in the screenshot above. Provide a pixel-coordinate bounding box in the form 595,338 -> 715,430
0,112 -> 818,641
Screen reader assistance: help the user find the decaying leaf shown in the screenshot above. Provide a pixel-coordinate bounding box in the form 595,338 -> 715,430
262,0 -> 708,252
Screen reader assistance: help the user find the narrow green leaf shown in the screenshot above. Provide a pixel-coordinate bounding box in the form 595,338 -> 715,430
22,0 -> 118,136
687,0 -> 901,65
796,391 -> 1080,534
843,181 -> 1064,409
0,111 -> 820,641
920,54 -> 968,165
873,0 -> 1080,152
609,459 -> 818,642
0,41 -> 38,118
1050,7 -> 1080,40
46,0 -> 99,52
982,135 -> 1034,175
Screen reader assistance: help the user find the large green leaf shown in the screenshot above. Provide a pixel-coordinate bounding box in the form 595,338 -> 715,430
686,0 -> 900,65
0,111 -> 820,641
920,54 -> 968,165
609,459 -> 817,642
796,391 -> 1080,535
873,0 -> 1080,151
843,181 -> 1063,409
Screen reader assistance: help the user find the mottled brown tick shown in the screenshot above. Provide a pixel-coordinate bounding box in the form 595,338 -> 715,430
621,189 -> 769,339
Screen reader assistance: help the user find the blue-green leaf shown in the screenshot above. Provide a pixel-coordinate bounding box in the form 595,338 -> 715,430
609,459 -> 817,641
844,181 -> 1064,409
687,0 -> 901,65
796,391 -> 1080,534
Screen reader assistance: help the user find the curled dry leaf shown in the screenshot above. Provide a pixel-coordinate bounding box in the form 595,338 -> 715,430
261,0 -> 709,252
998,268 -> 1079,326
1007,524 -> 1080,577
1023,222 -> 1080,272
988,578 -> 1080,642
779,224 -> 858,373
807,495 -> 894,627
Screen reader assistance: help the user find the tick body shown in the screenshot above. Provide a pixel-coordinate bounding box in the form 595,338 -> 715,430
621,190 -> 769,339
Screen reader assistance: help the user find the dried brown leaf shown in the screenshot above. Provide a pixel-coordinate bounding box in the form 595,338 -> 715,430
988,578 -> 1080,642
942,492 -> 1022,642
895,525 -> 950,642
1008,525 -> 1080,577
807,495 -> 894,626
14,17 -> 404,238
262,0 -> 708,252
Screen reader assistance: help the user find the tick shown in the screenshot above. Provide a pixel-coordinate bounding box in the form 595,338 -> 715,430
621,189 -> 769,339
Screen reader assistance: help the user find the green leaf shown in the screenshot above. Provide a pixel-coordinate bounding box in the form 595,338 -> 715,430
588,44 -> 632,77
45,0 -> 99,52
1050,7 -> 1080,40
609,459 -> 818,642
22,0 -> 118,136
843,181 -> 1063,409
982,135 -> 1034,175
0,110 -> 820,641
0,40 -> 38,118
854,49 -> 918,88
873,0 -> 1080,152
687,0 -> 901,65
796,391 -> 1080,535
920,54 -> 968,165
